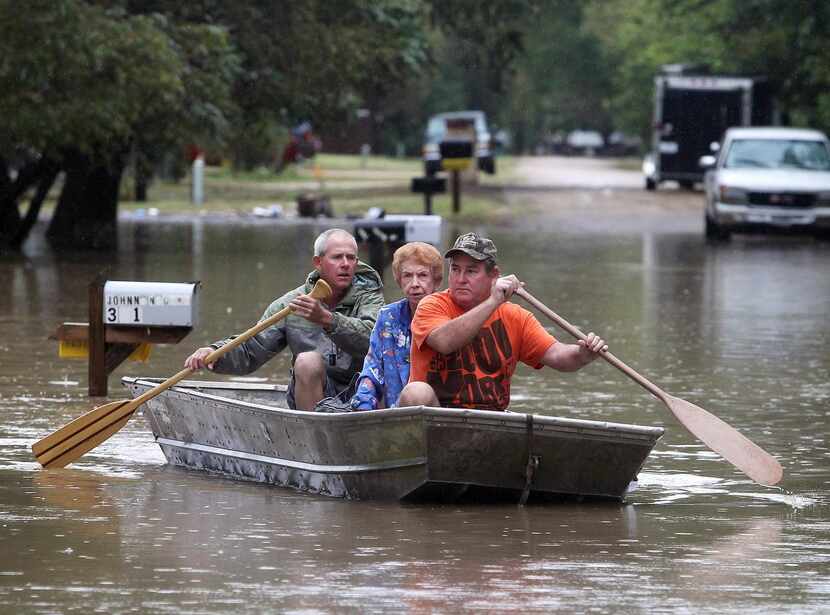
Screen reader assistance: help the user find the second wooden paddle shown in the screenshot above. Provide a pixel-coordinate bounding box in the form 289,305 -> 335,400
515,286 -> 783,487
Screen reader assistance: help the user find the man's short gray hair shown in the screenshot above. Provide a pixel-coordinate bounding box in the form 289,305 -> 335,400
313,228 -> 356,257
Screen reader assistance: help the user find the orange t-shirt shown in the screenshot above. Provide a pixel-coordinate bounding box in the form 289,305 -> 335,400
409,289 -> 556,411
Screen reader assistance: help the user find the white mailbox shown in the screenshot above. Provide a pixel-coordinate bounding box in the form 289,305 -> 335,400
103,281 -> 200,327
385,214 -> 442,245
353,214 -> 442,246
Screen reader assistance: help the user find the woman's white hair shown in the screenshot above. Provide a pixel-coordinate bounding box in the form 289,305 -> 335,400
313,228 -> 356,257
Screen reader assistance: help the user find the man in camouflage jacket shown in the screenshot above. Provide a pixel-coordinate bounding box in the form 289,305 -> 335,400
185,229 -> 384,410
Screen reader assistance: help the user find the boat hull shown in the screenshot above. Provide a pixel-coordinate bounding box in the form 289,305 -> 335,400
123,377 -> 663,502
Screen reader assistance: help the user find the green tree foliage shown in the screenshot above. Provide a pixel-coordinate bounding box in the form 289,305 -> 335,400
0,0 -> 239,250
656,0 -> 830,128
0,1 -> 238,164
0,0 -> 430,250
506,1 -> 614,153
9,0 -> 828,253
585,0 -> 830,138
131,0 -> 431,168
375,0 -> 542,156
583,0 -> 666,139
427,0 -> 538,117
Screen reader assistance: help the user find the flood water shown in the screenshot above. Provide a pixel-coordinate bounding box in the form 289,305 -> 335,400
2,200 -> 830,613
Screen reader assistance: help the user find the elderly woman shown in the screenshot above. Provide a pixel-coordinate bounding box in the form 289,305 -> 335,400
350,241 -> 443,410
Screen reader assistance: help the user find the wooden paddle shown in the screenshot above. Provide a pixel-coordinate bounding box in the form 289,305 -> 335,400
32,279 -> 333,469
515,286 -> 783,487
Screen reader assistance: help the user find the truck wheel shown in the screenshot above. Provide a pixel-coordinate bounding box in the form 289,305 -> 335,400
705,215 -> 730,241
645,178 -> 656,191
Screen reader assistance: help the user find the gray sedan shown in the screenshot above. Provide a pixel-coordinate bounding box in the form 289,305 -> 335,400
701,127 -> 830,240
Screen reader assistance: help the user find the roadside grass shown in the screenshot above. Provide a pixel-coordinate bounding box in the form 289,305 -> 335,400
203,153 -> 515,180
205,153 -> 421,182
205,164 -> 305,183
121,181 -> 512,222
613,156 -> 643,171
116,153 -> 518,222
312,153 -> 421,172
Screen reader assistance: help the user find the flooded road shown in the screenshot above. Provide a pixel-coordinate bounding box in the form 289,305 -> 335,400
2,173 -> 830,612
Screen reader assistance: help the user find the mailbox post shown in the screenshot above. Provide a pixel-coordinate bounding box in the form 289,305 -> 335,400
451,170 -> 461,213
88,277 -> 107,396
437,123 -> 475,213
52,278 -> 199,396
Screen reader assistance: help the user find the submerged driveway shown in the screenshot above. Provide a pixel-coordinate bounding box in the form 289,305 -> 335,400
512,155 -> 645,190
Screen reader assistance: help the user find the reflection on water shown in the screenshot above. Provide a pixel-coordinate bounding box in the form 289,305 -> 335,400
2,465 -> 826,613
1,218 -> 830,612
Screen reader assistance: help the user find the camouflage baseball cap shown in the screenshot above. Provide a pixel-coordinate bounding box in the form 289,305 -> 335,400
444,232 -> 497,261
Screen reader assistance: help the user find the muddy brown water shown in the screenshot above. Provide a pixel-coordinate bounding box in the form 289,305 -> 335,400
2,189 -> 829,613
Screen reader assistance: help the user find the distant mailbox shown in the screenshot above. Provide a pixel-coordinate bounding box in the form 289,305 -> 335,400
353,214 -> 442,246
103,281 -> 200,327
439,118 -> 476,171
388,214 -> 442,245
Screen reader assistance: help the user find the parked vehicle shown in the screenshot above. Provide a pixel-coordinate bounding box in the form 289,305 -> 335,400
701,127 -> 830,240
605,131 -> 643,157
564,130 -> 604,156
645,64 -> 775,190
423,111 -> 496,176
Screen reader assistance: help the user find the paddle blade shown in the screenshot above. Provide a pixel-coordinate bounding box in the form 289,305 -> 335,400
309,278 -> 332,300
666,395 -> 783,486
32,400 -> 137,468
42,410 -> 135,469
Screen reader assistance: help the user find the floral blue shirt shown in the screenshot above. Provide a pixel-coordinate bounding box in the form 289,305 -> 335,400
350,298 -> 412,410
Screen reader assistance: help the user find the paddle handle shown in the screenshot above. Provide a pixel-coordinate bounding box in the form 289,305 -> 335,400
515,287 -> 669,404
131,279 -> 331,409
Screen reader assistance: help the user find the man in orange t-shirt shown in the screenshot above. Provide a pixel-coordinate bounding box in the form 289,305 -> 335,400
398,232 -> 608,411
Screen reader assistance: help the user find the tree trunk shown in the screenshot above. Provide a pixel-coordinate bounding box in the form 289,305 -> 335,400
11,164 -> 59,250
135,171 -> 148,202
46,149 -> 124,251
0,157 -> 22,252
134,148 -> 151,202
0,156 -> 58,253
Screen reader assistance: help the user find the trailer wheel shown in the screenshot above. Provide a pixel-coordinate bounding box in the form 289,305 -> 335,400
645,177 -> 656,191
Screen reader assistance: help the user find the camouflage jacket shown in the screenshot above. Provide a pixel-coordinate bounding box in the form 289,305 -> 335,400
210,262 -> 384,386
